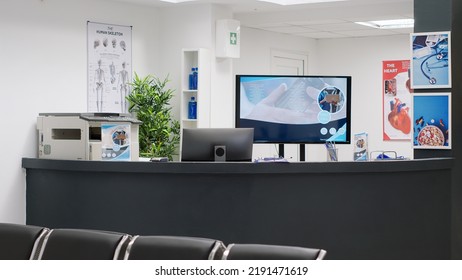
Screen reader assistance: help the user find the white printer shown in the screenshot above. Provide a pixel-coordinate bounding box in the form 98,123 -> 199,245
37,113 -> 141,161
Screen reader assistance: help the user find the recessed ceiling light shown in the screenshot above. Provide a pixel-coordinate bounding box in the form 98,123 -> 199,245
258,0 -> 347,5
159,0 -> 197,3
355,19 -> 414,29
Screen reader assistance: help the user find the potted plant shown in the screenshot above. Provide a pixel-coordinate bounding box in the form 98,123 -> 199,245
126,73 -> 180,161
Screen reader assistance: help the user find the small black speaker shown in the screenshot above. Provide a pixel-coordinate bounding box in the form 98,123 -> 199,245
214,145 -> 226,162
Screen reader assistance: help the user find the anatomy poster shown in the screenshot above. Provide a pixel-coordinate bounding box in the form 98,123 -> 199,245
410,31 -> 451,89
383,60 -> 412,141
87,22 -> 132,113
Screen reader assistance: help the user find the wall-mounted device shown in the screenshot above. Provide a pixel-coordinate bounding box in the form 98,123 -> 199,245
37,113 -> 141,161
216,19 -> 240,58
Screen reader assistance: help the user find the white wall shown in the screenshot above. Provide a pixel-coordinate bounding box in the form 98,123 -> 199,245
0,0 -> 160,223
235,27 -> 318,75
157,4 -> 237,128
158,4 -> 237,127
157,5 -> 214,121
315,35 -> 412,161
210,6 -> 235,128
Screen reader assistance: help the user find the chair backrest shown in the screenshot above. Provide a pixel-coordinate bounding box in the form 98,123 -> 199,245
37,228 -> 131,260
124,235 -> 226,260
0,223 -> 50,260
221,243 -> 327,260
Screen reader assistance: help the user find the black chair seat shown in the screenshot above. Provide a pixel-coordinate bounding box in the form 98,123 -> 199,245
0,223 -> 50,260
124,235 -> 225,260
222,243 -> 327,260
38,228 -> 131,260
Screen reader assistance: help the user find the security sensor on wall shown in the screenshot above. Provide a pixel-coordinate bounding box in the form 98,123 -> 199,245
216,19 -> 240,58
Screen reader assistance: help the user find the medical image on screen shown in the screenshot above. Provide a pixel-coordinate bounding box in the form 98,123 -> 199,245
236,75 -> 351,144
317,86 -> 345,113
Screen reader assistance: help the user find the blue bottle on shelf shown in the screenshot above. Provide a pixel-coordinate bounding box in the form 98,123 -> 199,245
188,96 -> 197,119
193,67 -> 198,90
188,68 -> 195,90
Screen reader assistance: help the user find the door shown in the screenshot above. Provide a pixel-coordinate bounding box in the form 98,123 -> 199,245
271,50 -> 307,75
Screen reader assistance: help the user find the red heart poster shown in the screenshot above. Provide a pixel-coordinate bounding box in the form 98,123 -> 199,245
383,60 -> 412,141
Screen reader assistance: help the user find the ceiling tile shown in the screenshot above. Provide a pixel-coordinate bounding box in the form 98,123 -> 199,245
309,22 -> 372,32
296,31 -> 350,39
336,28 -> 398,37
262,25 -> 316,33
247,22 -> 292,28
285,19 -> 349,26
390,27 -> 414,34
105,0 -> 414,39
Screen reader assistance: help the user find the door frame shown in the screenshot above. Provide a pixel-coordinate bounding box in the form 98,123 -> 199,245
270,49 -> 309,75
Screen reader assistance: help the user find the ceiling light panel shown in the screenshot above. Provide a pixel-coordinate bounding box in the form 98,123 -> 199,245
258,0 -> 347,5
355,19 -> 414,29
160,0 -> 197,3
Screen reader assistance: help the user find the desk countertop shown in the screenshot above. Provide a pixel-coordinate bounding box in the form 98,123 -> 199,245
22,157 -> 454,174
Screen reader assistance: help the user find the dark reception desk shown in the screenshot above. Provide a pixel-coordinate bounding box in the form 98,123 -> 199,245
22,157 -> 453,260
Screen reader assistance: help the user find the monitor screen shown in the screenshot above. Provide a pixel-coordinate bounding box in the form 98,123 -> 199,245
181,128 -> 254,162
236,75 -> 351,144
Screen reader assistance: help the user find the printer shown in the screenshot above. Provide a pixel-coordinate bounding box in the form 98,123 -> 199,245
37,113 -> 141,161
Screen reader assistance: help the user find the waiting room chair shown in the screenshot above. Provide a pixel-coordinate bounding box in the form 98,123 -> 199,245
221,243 -> 327,260
37,228 -> 131,260
0,223 -> 50,260
123,235 -> 226,260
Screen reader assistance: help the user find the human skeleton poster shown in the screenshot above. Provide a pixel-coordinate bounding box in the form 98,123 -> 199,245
87,21 -> 132,113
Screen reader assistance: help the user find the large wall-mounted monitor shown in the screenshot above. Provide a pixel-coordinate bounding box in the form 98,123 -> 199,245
236,75 -> 351,144
181,128 -> 254,162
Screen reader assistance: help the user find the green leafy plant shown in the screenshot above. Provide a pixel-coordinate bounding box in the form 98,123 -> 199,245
126,73 -> 180,160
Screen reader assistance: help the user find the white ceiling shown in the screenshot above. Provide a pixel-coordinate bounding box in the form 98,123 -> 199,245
106,0 -> 414,39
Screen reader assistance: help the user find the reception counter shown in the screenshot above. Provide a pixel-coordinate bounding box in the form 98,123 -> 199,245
22,157 -> 454,259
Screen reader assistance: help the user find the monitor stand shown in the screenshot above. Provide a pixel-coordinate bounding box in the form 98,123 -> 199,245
278,144 -> 284,159
278,144 -> 306,162
299,144 -> 305,161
